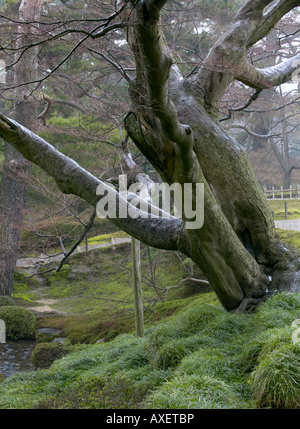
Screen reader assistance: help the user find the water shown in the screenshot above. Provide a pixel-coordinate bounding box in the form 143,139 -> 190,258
0,341 -> 35,378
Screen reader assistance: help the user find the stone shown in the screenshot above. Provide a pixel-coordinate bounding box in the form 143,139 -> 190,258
52,337 -> 66,344
36,328 -> 62,336
0,319 -> 5,344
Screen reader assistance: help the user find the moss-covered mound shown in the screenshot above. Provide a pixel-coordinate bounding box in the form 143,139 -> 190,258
0,296 -> 15,307
31,343 -> 67,369
0,306 -> 36,340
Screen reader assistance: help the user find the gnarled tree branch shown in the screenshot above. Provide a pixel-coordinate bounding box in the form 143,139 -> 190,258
192,0 -> 300,114
127,0 -> 200,184
0,113 -> 184,251
235,54 -> 300,89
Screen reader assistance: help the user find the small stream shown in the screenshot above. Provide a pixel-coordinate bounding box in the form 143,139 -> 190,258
0,341 -> 35,378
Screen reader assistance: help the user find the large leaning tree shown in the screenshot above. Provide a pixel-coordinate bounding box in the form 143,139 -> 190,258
1,0 -> 300,311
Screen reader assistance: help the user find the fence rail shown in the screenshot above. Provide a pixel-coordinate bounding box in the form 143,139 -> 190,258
263,185 -> 300,199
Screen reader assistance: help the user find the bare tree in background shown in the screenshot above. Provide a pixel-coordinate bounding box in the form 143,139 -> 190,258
222,20 -> 300,189
0,0 -> 42,295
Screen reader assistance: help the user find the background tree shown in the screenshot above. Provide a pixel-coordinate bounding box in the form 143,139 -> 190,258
221,12 -> 300,189
0,0 -> 134,293
0,0 -> 42,295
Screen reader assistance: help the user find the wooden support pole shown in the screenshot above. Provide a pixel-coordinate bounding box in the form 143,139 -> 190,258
285,201 -> 288,219
131,237 -> 144,338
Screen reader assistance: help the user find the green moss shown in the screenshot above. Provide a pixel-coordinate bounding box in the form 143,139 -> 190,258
28,242 -> 200,344
12,272 -> 38,303
0,307 -> 36,340
48,284 -> 72,299
31,343 -> 67,369
35,332 -> 60,343
61,312 -> 136,344
277,229 -> 300,249
48,265 -> 70,283
0,296 -> 16,307
87,231 -> 130,246
34,374 -> 148,409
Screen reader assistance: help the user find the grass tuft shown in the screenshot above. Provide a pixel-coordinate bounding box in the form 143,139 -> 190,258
250,344 -> 300,409
146,374 -> 248,409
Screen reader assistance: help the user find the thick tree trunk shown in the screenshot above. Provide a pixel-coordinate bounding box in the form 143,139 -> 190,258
172,82 -> 300,297
125,92 -> 270,311
0,0 -> 42,296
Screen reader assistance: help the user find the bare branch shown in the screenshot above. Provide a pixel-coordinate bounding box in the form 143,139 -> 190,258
235,53 -> 300,89
226,124 -> 281,140
1,21 -> 125,99
219,89 -> 262,122
37,95 -> 52,125
247,0 -> 300,47
1,22 -> 125,54
192,0 -> 300,111
56,210 -> 96,271
37,94 -> 89,125
88,48 -> 133,83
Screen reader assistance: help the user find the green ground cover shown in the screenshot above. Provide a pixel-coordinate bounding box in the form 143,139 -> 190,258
0,291 -> 299,409
1,228 -> 299,409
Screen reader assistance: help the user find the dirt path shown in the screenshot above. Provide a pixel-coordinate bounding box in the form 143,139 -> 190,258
16,237 -> 131,269
274,219 -> 300,231
16,237 -> 131,316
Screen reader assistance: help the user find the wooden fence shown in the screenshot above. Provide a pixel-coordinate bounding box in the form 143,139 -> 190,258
263,185 -> 300,199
